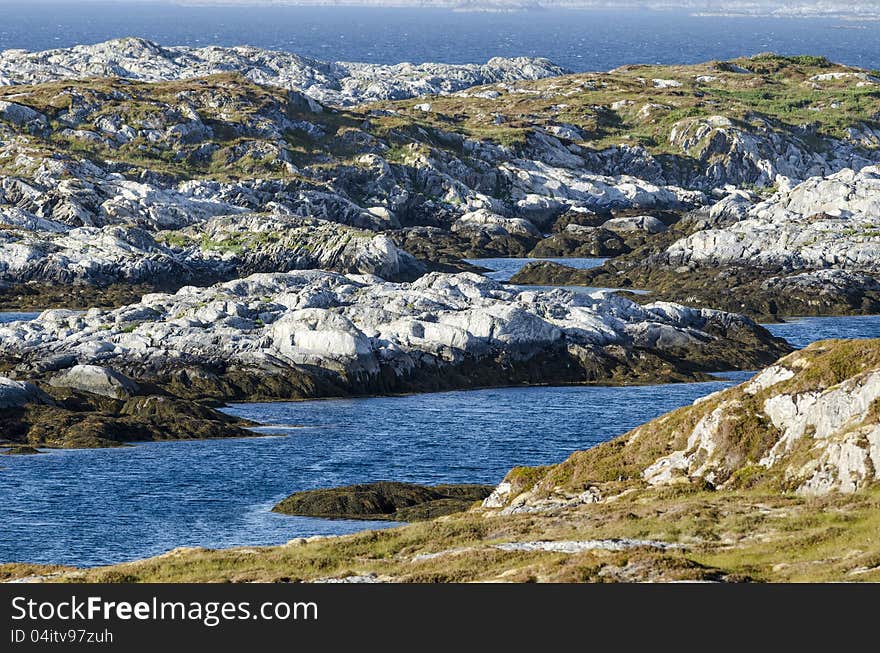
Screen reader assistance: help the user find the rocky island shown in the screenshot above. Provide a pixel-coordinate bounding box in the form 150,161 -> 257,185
272,481 -> 494,521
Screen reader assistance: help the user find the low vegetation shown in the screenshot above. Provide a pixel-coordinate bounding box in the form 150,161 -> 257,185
1,54 -> 877,184
372,53 -> 880,153
5,487 -> 876,583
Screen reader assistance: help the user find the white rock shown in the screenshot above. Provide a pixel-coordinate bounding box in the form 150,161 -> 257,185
744,364 -> 795,395
652,78 -> 683,88
494,539 -> 680,552
48,364 -> 141,399
0,270 -> 764,391
451,209 -> 541,238
666,167 -> 880,273
602,215 -> 667,234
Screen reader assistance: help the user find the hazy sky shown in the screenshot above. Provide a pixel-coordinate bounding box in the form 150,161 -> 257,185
2,0 -> 878,12
2,0 -> 870,5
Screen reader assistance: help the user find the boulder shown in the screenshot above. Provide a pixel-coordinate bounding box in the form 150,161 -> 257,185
0,377 -> 52,409
451,209 -> 541,238
0,101 -> 47,129
272,481 -> 494,521
602,215 -> 668,234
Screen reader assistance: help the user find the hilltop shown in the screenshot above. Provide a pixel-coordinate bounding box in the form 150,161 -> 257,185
0,37 -> 567,106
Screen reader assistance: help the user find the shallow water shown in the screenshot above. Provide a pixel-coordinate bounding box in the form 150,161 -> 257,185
464,257 -> 607,282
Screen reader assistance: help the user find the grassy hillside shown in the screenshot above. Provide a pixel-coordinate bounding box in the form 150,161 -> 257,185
2,54 -> 878,183
371,53 -> 880,151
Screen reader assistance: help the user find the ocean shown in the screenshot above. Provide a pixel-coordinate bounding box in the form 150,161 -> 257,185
0,3 -> 878,70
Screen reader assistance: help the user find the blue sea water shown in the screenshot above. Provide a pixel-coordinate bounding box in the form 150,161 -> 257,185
1,378 -> 746,566
764,314 -> 880,349
0,311 -> 40,323
464,256 -> 607,281
0,4 -> 878,71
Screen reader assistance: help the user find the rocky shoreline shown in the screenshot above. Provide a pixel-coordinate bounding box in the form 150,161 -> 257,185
0,270 -> 789,447
0,366 -> 254,449
489,339 -> 880,506
0,272 -> 788,391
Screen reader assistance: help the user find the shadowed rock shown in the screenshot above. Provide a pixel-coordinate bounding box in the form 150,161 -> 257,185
0,374 -> 255,449
0,377 -> 53,409
2,445 -> 40,455
273,481 -> 494,521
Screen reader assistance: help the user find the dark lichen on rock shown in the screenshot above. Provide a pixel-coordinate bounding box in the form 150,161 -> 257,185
1,445 -> 41,455
0,366 -> 256,449
272,481 -> 494,521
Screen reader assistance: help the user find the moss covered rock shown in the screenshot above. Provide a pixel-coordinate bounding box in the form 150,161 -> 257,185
0,375 -> 255,449
530,227 -> 629,258
2,445 -> 41,455
272,481 -> 494,521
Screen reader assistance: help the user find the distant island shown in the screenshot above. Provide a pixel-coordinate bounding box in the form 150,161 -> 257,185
169,0 -> 880,20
